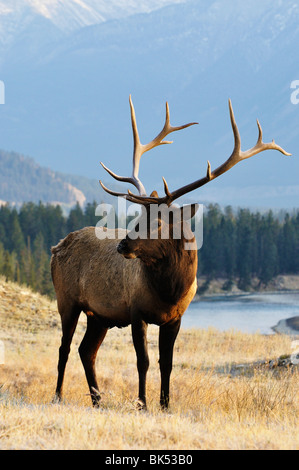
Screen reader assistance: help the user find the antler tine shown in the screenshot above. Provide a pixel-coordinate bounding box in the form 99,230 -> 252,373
100,161 -> 146,196
228,98 -> 291,161
100,95 -> 198,201
130,95 -> 197,179
99,180 -> 150,207
141,101 -> 198,154
228,98 -> 241,154
129,94 -> 144,189
99,180 -> 129,198
99,95 -> 147,198
127,99 -> 291,206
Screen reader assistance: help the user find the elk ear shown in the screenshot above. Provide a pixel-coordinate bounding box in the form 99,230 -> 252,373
180,203 -> 199,221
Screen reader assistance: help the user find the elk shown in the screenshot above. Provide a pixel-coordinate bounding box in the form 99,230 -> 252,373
51,96 -> 290,409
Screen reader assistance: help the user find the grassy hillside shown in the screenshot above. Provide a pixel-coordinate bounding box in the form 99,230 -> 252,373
0,277 -> 298,450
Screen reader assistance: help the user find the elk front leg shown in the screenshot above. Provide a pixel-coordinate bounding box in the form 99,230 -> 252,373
131,316 -> 149,409
159,318 -> 181,409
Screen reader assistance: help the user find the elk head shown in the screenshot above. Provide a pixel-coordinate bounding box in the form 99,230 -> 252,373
117,203 -> 199,264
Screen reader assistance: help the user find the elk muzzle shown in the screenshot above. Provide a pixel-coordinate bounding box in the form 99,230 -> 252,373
117,239 -> 137,259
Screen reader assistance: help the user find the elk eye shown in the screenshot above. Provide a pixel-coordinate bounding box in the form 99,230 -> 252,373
157,219 -> 162,228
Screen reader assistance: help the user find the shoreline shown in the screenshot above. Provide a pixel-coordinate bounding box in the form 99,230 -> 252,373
193,289 -> 299,303
193,274 -> 299,302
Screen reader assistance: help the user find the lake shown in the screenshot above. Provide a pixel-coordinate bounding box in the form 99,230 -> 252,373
182,291 -> 299,334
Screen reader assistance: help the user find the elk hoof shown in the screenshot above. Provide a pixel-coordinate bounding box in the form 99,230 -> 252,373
134,398 -> 147,411
160,398 -> 170,410
91,387 -> 102,408
52,394 -> 62,405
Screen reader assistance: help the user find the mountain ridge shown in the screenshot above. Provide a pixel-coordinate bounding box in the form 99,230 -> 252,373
0,149 -> 95,209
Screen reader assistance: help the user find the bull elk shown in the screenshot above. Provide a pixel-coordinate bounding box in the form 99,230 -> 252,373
51,96 -> 290,409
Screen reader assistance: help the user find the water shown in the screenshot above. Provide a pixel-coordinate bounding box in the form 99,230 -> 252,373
182,291 -> 299,334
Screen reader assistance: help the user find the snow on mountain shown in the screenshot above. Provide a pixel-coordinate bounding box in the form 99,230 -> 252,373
29,0 -> 187,28
0,0 -> 189,66
0,0 -> 188,64
0,0 -> 187,38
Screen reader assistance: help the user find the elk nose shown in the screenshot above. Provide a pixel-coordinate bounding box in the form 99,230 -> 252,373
117,239 -> 128,254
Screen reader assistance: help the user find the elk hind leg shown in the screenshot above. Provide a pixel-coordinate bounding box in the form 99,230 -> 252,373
54,304 -> 80,403
78,313 -> 108,407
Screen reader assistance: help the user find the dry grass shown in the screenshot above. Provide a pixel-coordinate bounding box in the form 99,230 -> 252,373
0,277 -> 298,450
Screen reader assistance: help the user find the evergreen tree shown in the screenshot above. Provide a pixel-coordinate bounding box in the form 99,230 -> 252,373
0,204 -> 12,249
19,202 -> 41,244
3,250 -> 17,282
20,236 -> 36,287
279,214 -> 297,273
221,207 -> 236,280
236,209 -> 254,290
84,201 -> 99,226
200,204 -> 223,277
259,212 -> 279,284
32,232 -> 54,297
39,203 -> 66,249
0,242 -> 4,273
260,240 -> 278,284
66,202 -> 85,232
9,210 -> 25,255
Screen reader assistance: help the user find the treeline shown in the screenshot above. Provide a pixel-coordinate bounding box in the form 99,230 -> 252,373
0,201 -> 99,298
0,202 -> 298,298
198,205 -> 299,290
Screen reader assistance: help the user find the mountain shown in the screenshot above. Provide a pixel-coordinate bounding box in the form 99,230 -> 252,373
0,0 -> 298,209
0,149 -> 96,209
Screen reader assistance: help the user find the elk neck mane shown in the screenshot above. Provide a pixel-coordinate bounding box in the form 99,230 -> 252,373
140,237 -> 198,306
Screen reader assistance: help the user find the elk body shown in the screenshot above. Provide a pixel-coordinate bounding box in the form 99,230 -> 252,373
51,97 -> 290,409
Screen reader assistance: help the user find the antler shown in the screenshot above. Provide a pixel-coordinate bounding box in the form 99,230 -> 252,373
126,99 -> 291,206
99,95 -> 198,198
